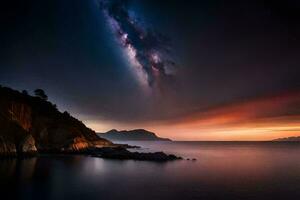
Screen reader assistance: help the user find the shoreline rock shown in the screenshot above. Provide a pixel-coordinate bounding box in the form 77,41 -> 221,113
0,146 -> 182,162
90,147 -> 182,162
0,136 -> 17,157
19,134 -> 38,155
114,143 -> 141,149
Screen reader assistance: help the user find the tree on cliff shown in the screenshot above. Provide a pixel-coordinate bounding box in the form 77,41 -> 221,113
34,89 -> 48,100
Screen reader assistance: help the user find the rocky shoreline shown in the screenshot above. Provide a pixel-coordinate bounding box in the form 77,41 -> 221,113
0,86 -> 182,162
89,146 -> 182,162
0,146 -> 182,162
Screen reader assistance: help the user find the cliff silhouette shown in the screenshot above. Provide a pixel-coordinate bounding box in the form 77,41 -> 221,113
273,136 -> 300,142
0,86 -> 112,156
98,129 -> 171,141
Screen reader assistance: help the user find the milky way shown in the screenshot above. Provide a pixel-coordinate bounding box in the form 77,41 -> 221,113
98,0 -> 175,89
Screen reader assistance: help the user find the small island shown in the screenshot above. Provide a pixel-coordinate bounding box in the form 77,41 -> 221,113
273,136 -> 300,142
98,129 -> 171,141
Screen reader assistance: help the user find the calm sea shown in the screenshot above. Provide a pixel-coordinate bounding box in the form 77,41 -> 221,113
1,141 -> 300,200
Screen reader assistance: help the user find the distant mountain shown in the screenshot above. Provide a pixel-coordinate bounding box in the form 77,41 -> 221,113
273,136 -> 300,142
98,129 -> 171,141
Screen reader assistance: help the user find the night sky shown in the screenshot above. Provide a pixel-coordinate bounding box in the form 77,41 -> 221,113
1,0 -> 299,140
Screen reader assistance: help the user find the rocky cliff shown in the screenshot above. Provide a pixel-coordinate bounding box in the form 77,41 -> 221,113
0,86 -> 112,156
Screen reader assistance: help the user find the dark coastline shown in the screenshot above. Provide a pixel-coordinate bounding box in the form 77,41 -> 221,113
0,146 -> 182,162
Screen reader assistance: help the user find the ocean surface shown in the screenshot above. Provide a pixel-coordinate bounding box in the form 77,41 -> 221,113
1,141 -> 300,200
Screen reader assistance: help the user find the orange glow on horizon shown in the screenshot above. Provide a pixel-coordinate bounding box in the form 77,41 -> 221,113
87,91 -> 300,141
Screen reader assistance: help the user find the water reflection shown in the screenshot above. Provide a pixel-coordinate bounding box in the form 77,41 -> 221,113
1,142 -> 300,200
0,158 -> 37,181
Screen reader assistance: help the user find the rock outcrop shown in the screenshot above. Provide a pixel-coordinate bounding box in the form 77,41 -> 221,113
273,136 -> 300,142
0,86 -> 112,156
91,147 -> 182,162
0,136 -> 17,156
8,103 -> 32,131
19,135 -> 37,155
